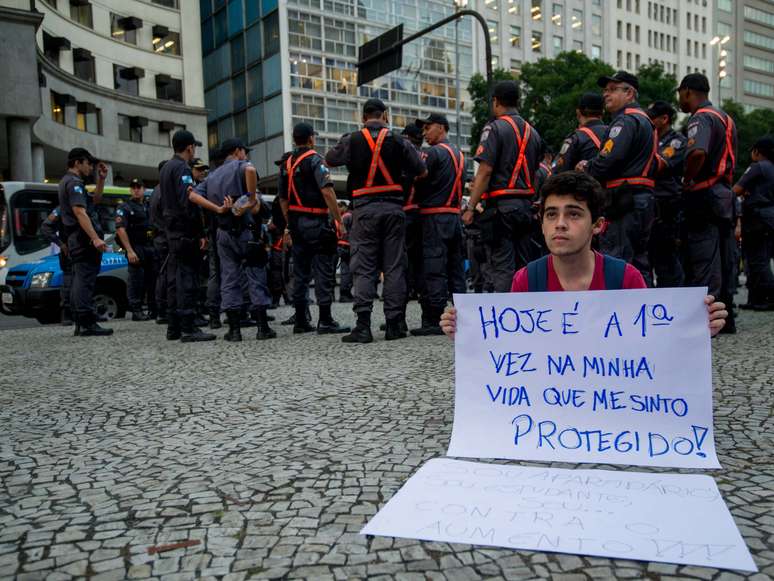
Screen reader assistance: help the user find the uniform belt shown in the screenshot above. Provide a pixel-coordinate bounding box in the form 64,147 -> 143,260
289,205 -> 328,215
606,177 -> 655,189
419,207 -> 461,215
482,188 -> 535,200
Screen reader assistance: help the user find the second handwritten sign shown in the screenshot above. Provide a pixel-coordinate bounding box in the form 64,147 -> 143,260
448,288 -> 720,469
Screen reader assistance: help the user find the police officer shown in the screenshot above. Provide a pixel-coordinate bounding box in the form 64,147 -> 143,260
194,138 -> 275,341
278,122 -> 349,335
58,147 -> 112,336
733,136 -> 774,311
411,113 -> 467,335
191,158 -> 209,184
462,80 -> 543,292
150,161 -> 169,323
115,178 -> 156,320
577,71 -> 658,285
159,130 -> 218,342
646,100 -> 687,287
534,143 -> 554,195
553,93 -> 607,173
326,98 -> 426,343
40,207 -> 73,325
678,73 -> 738,332
401,124 -> 425,308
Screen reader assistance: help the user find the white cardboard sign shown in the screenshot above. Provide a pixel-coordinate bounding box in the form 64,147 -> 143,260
448,288 -> 720,469
362,458 -> 757,572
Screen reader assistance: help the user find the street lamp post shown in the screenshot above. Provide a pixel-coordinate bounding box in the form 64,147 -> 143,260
710,34 -> 731,104
453,0 -> 468,149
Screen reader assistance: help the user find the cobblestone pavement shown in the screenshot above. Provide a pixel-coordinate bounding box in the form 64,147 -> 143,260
1,301 -> 773,581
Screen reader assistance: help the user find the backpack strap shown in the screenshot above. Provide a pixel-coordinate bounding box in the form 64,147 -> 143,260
602,254 -> 628,290
526,256 -> 549,292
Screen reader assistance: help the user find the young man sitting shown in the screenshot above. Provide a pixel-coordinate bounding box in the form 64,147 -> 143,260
441,172 -> 727,338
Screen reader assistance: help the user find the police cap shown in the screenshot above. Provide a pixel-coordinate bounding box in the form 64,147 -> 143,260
171,130 -> 202,150
363,98 -> 387,115
415,113 -> 450,131
129,178 -> 144,188
221,138 -> 251,155
676,73 -> 710,94
646,100 -> 677,122
401,124 -> 423,140
578,92 -> 604,112
597,70 -> 639,91
67,147 -> 98,164
191,158 -> 209,170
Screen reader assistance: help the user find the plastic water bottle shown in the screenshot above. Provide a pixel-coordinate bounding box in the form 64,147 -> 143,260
232,194 -> 252,215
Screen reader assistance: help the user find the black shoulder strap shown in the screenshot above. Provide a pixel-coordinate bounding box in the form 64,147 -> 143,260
527,256 -> 549,292
602,255 -> 627,290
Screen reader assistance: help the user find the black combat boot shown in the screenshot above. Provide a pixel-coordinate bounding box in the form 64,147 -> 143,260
317,304 -> 350,334
410,306 -> 444,336
131,311 -> 150,321
223,310 -> 242,342
293,304 -> 315,333
166,312 -> 181,340
342,311 -> 373,343
181,314 -> 216,342
79,313 -> 114,337
339,289 -> 354,303
254,306 -> 277,340
385,317 -> 408,340
209,308 -> 222,329
61,307 -> 73,326
155,308 -> 169,324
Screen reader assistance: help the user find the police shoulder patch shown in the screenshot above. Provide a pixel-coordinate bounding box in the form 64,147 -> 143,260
116,208 -> 125,217
670,138 -> 683,149
181,175 -> 194,185
662,146 -> 675,159
73,185 -> 84,194
609,126 -> 622,138
479,125 -> 492,144
687,125 -> 698,138
601,139 -> 614,156
559,140 -> 571,155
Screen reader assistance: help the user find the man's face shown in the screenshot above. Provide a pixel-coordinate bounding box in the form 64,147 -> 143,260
649,113 -> 670,133
130,185 -> 144,200
677,88 -> 691,113
192,167 -> 207,182
422,122 -> 445,145
602,82 -> 632,113
541,194 -> 603,257
76,159 -> 93,178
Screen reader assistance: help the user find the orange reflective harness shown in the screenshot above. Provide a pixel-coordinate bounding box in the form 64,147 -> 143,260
352,128 -> 403,198
420,143 -> 464,215
482,115 -> 534,200
685,107 -> 736,192
578,126 -> 602,149
604,108 -> 658,190
285,149 -> 329,215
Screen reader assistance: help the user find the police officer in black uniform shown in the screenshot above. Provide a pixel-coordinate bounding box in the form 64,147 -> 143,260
411,113 -> 467,335
149,161 -> 169,323
462,81 -> 543,292
401,124 -> 425,308
58,147 -> 112,336
646,100 -> 687,287
115,178 -> 156,320
678,73 -> 738,332
40,207 -> 73,325
278,122 -> 349,335
158,130 -> 218,342
326,98 -> 426,343
553,93 -> 607,174
577,71 -> 658,285
194,138 -> 275,341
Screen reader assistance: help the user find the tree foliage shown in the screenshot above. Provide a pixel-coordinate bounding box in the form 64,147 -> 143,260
723,100 -> 774,180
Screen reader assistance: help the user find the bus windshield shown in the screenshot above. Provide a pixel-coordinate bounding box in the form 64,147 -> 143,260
11,190 -> 58,255
0,190 -> 10,254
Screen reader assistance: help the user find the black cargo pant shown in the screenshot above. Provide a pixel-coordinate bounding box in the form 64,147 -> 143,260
421,213 -> 466,309
350,200 -> 406,320
290,214 -> 337,307
648,195 -> 684,287
167,234 -> 199,317
600,188 -> 655,287
68,230 -> 102,324
58,252 -> 72,311
405,210 -> 423,299
127,242 -> 157,312
485,198 -> 535,292
205,233 -> 221,313
153,234 -> 169,315
682,188 -> 727,299
337,246 -> 352,296
742,210 -> 774,301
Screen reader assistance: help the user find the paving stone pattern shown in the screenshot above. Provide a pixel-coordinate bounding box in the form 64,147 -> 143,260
1,303 -> 772,580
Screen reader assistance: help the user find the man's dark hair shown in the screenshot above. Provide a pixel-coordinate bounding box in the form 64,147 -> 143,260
493,80 -> 520,108
539,172 -> 606,222
647,100 -> 677,123
753,135 -> 774,162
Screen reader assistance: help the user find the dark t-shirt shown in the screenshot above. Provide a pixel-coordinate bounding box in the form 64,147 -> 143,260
685,101 -> 737,188
738,159 -> 774,209
475,112 -> 542,194
58,172 -> 101,235
414,139 -> 466,208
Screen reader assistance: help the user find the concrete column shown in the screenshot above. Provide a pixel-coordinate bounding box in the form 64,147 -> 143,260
32,144 -> 45,183
8,118 -> 33,182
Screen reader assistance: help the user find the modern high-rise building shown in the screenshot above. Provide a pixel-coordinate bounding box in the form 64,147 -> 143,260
0,0 -> 207,184
200,0 -> 475,189
605,0 -> 714,90
716,0 -> 774,111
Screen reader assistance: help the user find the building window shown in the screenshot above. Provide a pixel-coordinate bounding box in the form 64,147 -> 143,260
484,0 -> 498,11
110,14 -> 141,45
73,49 -> 96,83
152,0 -> 178,7
553,35 -> 563,52
263,12 -> 280,56
153,28 -> 181,55
118,114 -> 143,142
76,103 -> 101,134
551,3 -> 562,26
592,14 -> 601,36
510,59 -> 522,75
324,18 -> 356,57
592,44 -> 601,59
42,32 -> 68,66
744,54 -> 774,74
617,20 -> 622,39
247,63 -> 263,104
532,30 -> 542,53
246,23 -> 262,64
288,11 -> 322,51
719,0 -> 732,12
744,79 -> 774,97
230,35 -> 245,72
745,30 -> 774,50
487,20 -> 498,43
507,0 -> 520,15
326,58 -> 356,95
227,0 -> 244,37
531,0 -> 543,21
510,25 -> 521,48
50,91 -> 66,124
745,6 -> 774,27
290,54 -> 324,91
70,2 -> 93,28
156,77 -> 183,102
572,9 -> 583,30
573,40 -> 583,52
113,65 -> 142,96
